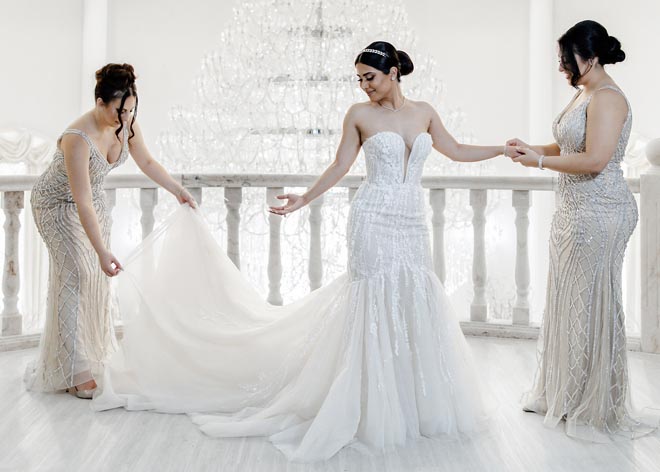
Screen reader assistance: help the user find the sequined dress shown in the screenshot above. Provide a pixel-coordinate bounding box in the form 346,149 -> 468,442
92,131 -> 485,462
25,128 -> 129,392
523,86 -> 655,440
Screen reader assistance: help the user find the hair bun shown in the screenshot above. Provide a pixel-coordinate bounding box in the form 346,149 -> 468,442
397,50 -> 414,76
95,63 -> 136,88
604,36 -> 625,64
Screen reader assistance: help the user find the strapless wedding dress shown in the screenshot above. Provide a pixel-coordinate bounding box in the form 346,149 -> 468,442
92,131 -> 486,462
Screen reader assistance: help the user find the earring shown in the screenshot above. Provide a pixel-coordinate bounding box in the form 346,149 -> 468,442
391,76 -> 395,81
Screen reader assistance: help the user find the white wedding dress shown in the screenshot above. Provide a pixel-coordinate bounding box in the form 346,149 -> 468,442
92,131 -> 485,462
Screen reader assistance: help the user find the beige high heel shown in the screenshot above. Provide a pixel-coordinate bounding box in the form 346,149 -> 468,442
66,385 -> 95,399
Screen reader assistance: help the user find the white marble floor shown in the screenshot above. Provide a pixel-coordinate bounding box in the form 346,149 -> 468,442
1,337 -> 659,472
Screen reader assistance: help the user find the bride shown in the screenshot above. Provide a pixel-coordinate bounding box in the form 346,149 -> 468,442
93,41 -> 511,462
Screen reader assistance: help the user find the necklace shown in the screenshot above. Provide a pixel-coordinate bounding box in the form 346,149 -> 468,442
379,97 -> 406,112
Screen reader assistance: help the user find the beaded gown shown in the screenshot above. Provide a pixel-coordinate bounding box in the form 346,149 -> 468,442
523,85 -> 655,440
92,131 -> 485,462
25,128 -> 129,392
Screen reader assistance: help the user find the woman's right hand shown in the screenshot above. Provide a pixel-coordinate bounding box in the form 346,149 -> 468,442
506,138 -> 529,157
269,194 -> 307,216
98,250 -> 122,277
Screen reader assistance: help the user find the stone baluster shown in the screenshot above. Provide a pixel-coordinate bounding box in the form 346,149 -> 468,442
139,188 -> 158,239
641,138 -> 660,353
512,190 -> 531,325
267,187 -> 284,305
429,189 -> 446,285
225,188 -> 242,269
2,191 -> 24,336
308,194 -> 324,291
470,189 -> 488,322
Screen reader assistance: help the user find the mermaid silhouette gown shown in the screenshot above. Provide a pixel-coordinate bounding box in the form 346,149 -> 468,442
92,131 -> 485,461
522,86 -> 656,441
26,128 -> 129,392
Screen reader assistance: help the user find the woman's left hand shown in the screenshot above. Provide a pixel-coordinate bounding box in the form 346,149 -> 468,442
176,187 -> 197,208
512,147 -> 542,168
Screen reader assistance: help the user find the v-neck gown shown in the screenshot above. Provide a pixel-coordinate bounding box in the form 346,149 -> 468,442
91,131 -> 486,462
523,86 -> 657,441
25,128 -> 129,392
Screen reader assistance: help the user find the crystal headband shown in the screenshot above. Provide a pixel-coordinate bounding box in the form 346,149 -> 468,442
361,48 -> 388,58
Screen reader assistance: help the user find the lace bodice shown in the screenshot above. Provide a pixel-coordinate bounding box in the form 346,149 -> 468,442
31,128 -> 130,209
361,131 -> 433,185
552,85 -> 633,212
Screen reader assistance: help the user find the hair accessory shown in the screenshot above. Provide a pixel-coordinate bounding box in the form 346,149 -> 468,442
362,48 -> 388,58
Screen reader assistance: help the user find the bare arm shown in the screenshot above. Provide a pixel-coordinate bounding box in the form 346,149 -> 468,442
128,122 -> 196,207
62,135 -> 121,276
269,106 -> 362,215
428,104 -> 503,162
513,89 -> 627,174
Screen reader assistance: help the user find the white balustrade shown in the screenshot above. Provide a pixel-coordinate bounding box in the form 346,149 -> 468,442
470,189 -> 488,322
512,190 -> 531,325
308,194 -> 324,291
266,187 -> 283,305
0,169 -> 656,352
429,189 -> 446,285
139,188 -> 158,239
1,191 -> 23,336
641,138 -> 660,353
225,188 -> 242,268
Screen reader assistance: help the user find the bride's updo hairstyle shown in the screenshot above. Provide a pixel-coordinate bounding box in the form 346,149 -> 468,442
558,20 -> 625,88
354,41 -> 414,82
95,63 -> 138,140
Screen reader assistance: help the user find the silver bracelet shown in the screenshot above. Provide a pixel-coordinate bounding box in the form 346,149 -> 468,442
538,155 -> 545,170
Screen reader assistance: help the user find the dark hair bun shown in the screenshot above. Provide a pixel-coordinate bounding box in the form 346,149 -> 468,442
604,36 -> 625,64
397,50 -> 414,76
95,63 -> 137,91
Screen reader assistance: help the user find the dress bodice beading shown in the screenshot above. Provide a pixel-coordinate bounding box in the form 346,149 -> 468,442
552,86 -> 634,214
31,127 -> 130,209
361,132 -> 432,186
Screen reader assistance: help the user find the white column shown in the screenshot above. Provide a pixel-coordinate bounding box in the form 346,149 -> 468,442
2,192 -> 24,336
308,194 -> 324,291
512,190 -> 531,325
470,189 -> 488,322
139,188 -> 158,239
528,0 -> 555,143
640,138 -> 660,353
267,187 -> 283,305
225,188 -> 242,269
80,0 -> 108,112
429,189 -> 446,284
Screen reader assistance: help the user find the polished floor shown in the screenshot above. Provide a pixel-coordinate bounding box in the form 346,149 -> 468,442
1,337 -> 659,472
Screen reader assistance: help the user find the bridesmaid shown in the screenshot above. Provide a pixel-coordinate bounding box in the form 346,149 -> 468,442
508,20 -> 655,440
26,63 -> 196,398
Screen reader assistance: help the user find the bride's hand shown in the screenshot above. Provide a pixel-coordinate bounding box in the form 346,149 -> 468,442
269,194 -> 307,216
505,138 -> 527,158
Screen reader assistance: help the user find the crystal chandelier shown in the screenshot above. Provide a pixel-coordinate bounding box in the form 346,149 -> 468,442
156,0 -> 509,312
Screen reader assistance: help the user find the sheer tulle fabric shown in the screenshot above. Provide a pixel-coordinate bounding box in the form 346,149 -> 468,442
93,132 -> 486,462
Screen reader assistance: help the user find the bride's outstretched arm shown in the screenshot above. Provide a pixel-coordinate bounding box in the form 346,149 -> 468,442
427,103 -> 507,162
269,106 -> 361,216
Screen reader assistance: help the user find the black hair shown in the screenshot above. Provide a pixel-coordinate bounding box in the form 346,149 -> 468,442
558,20 -> 625,87
95,63 -> 138,140
354,41 -> 414,81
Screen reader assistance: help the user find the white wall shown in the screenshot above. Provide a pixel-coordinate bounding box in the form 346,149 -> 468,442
1,0 -> 658,153
0,0 -> 82,138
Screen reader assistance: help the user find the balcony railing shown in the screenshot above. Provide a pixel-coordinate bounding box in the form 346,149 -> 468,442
2,139 -> 660,353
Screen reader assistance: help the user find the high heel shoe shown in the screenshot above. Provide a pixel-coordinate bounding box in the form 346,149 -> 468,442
66,385 -> 95,399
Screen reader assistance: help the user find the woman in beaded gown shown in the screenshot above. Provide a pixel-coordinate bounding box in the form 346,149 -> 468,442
26,64 -> 196,398
92,42 -> 510,461
509,21 -> 656,441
